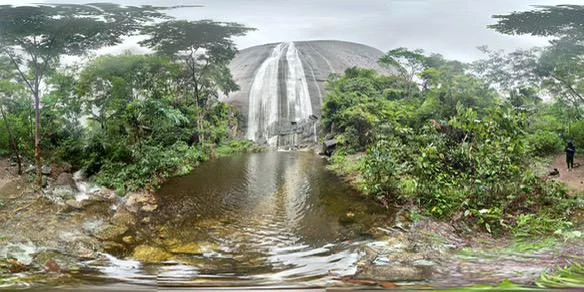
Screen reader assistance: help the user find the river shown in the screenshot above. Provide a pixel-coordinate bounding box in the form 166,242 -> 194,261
83,151 -> 391,288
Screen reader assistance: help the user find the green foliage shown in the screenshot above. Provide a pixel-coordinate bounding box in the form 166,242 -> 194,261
537,263 -> 584,288
489,5 -> 584,40
526,131 -> 563,156
214,140 -> 258,158
567,120 -> 584,149
323,50 -> 578,235
94,142 -> 208,193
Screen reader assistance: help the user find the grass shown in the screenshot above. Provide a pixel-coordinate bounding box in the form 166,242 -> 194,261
537,263 -> 584,288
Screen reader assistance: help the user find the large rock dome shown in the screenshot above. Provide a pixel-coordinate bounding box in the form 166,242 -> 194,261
221,40 -> 391,148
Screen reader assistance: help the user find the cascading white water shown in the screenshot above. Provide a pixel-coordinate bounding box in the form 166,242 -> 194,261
246,42 -> 314,148
246,43 -> 288,146
285,42 -> 313,129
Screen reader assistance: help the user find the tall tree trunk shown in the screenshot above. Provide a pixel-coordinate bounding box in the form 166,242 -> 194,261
0,104 -> 22,175
34,91 -> 42,188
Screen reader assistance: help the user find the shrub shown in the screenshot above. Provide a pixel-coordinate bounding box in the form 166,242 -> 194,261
527,130 -> 563,156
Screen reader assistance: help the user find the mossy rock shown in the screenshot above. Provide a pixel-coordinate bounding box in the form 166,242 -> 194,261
169,242 -> 202,255
94,224 -> 129,241
132,245 -> 172,263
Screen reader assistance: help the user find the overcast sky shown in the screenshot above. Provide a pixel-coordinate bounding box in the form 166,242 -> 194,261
1,0 -> 582,61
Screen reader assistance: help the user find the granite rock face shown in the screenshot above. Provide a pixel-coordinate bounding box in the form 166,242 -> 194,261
222,40 -> 392,148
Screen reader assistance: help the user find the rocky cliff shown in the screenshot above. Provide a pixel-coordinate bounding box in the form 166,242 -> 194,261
221,40 -> 392,148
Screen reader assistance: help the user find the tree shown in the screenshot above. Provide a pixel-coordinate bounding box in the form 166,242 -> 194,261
0,3 -> 178,188
379,48 -> 427,99
0,57 -> 24,174
489,5 -> 584,41
139,20 -> 254,143
488,5 -> 584,115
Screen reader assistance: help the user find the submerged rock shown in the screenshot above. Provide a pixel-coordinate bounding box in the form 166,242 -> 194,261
168,243 -> 202,255
125,192 -> 158,213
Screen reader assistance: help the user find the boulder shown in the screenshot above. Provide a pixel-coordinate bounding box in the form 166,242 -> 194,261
56,172 -> 76,190
94,224 -> 129,241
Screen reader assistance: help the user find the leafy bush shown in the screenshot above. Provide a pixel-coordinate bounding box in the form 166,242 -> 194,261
568,120 -> 584,149
527,130 -> 563,156
94,142 -> 208,194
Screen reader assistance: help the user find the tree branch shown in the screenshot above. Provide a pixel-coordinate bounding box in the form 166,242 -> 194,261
4,51 -> 35,93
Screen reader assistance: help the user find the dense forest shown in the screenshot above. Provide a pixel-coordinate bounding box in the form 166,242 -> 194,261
0,4 -> 258,193
321,5 -> 584,237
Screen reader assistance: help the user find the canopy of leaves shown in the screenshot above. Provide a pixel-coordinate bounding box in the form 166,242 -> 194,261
140,20 -> 255,62
0,3 -> 181,58
489,5 -> 584,40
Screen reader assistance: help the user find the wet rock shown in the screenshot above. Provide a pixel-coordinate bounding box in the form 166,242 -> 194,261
169,243 -> 202,255
52,185 -> 75,201
94,224 -> 129,241
56,173 -> 76,190
122,236 -> 135,245
41,165 -> 52,176
357,265 -> 426,281
33,250 -> 80,272
95,188 -> 119,203
125,191 -> 158,213
372,255 -> 390,266
132,245 -> 172,263
0,242 -> 37,265
64,199 -> 83,211
111,208 -> 137,227
102,241 -> 125,254
83,219 -> 106,235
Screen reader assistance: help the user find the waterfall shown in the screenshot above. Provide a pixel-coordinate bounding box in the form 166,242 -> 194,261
246,42 -> 314,148
285,42 -> 313,128
246,43 -> 287,146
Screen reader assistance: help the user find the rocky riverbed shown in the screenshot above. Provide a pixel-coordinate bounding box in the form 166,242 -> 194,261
0,158 -> 159,288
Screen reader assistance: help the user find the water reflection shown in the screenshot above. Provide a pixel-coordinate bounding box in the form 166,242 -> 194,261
99,152 -> 390,286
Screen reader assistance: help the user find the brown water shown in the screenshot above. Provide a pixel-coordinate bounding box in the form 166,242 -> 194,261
87,151 -> 391,288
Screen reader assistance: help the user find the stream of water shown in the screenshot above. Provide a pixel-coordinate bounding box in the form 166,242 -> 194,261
87,151 -> 391,288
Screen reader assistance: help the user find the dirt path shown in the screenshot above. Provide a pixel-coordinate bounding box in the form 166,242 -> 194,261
550,154 -> 584,193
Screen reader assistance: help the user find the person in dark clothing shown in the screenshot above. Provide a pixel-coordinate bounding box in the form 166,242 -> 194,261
566,141 -> 576,171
